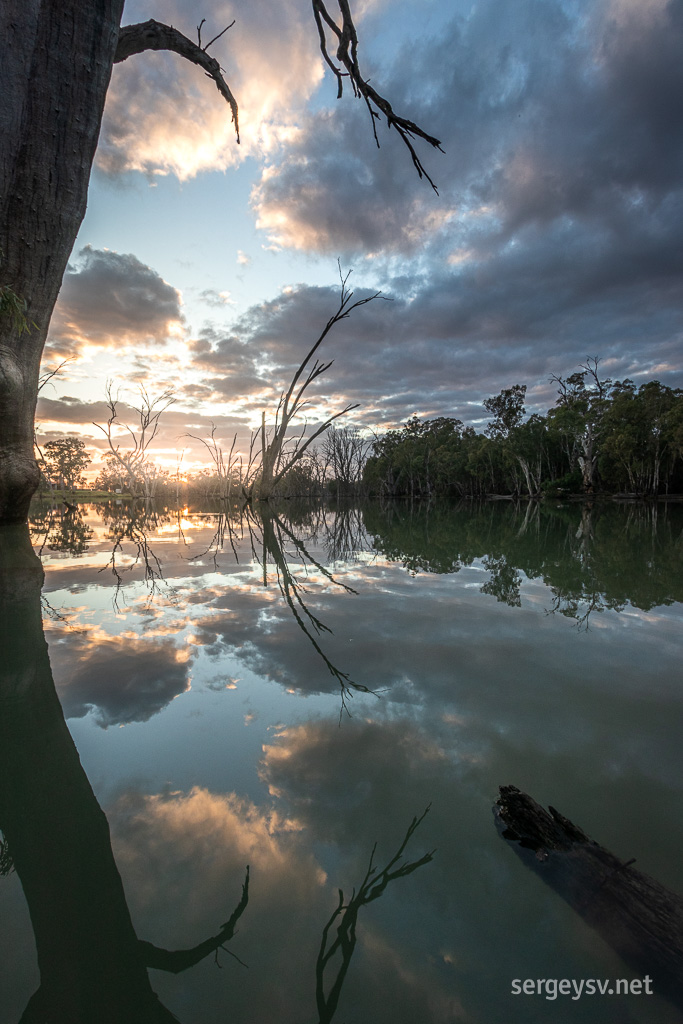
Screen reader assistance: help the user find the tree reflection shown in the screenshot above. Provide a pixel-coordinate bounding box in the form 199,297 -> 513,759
98,501 -> 172,601
364,498 -> 683,624
257,509 -> 375,717
480,555 -> 522,607
1,523 -> 431,1022
316,807 -> 434,1024
0,524 -> 248,1023
184,505 -> 374,715
28,505 -> 94,556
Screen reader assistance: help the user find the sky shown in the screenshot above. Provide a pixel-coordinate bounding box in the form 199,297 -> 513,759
36,0 -> 683,477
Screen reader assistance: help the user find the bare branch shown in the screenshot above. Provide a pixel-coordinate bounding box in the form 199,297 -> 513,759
315,809 -> 434,1023
271,404 -> 360,488
203,22 -> 235,53
115,19 -> 239,142
311,0 -> 443,191
92,384 -> 174,500
140,866 -> 249,974
37,359 -> 70,394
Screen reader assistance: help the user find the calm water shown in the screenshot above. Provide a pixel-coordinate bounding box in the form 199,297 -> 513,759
1,499 -> 683,1023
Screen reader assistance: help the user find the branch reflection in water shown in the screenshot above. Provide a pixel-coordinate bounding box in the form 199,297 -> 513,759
177,502 -> 377,717
12,495 -> 683,1022
0,521 -> 432,1023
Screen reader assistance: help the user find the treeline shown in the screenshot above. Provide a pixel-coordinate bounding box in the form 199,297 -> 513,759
364,366 -> 683,497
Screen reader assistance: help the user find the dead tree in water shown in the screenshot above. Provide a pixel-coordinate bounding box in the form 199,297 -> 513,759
248,268 -> 382,502
496,785 -> 683,1010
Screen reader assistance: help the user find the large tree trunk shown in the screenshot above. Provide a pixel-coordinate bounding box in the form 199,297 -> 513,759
0,1 -> 124,523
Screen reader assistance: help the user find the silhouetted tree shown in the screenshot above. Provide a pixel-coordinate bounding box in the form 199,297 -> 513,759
0,2 -> 441,524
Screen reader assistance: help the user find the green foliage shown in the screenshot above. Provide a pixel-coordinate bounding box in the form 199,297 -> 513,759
364,370 -> 683,497
484,384 -> 527,439
41,437 -> 91,491
540,468 -> 583,495
0,283 -> 33,334
364,499 -> 683,620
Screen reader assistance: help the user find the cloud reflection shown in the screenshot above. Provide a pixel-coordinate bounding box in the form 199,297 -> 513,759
49,631 -> 191,728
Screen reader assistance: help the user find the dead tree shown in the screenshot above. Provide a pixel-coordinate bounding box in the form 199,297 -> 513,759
496,785 -> 683,1010
184,423 -> 239,501
246,268 -> 383,502
321,424 -> 372,496
93,384 -> 174,500
315,807 -> 434,1024
1,2 -> 441,525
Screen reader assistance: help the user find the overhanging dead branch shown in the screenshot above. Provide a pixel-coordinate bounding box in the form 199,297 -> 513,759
115,19 -> 239,141
311,0 -> 443,191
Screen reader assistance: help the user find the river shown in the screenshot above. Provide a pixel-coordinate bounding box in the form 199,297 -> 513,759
1,498 -> 682,1023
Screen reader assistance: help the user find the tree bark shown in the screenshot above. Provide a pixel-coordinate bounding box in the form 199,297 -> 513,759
496,785 -> 683,1010
0,1 -> 125,523
0,6 -> 238,525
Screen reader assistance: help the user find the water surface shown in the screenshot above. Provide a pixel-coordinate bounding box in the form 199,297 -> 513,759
2,499 -> 682,1023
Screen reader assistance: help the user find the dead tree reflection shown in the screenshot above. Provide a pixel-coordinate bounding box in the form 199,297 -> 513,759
181,504 -> 374,716
257,509 -> 375,718
2,522 -> 432,1023
99,502 -> 170,606
315,807 -> 434,1024
323,503 -> 371,563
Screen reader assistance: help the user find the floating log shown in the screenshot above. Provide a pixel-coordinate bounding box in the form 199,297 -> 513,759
496,785 -> 683,1010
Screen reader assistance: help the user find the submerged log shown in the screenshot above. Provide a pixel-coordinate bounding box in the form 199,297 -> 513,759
496,785 -> 683,1010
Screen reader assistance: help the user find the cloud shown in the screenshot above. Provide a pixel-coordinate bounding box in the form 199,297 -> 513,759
199,289 -> 233,308
245,0 -> 683,405
36,396 -> 140,431
254,0 -> 683,250
37,0 -> 683,443
49,632 -> 191,727
47,246 -> 184,358
97,0 -> 325,180
108,785 -> 330,1021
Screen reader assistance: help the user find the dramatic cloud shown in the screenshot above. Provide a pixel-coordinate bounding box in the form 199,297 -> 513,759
97,0 -> 324,179
47,246 -> 184,358
248,0 -> 683,404
108,785 -> 331,1022
38,0 -> 683,448
49,632 -> 191,727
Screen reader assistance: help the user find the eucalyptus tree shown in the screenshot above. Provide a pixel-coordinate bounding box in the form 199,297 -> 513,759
0,1 -> 441,524
41,437 -> 91,492
549,358 -> 614,492
600,380 -> 683,494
